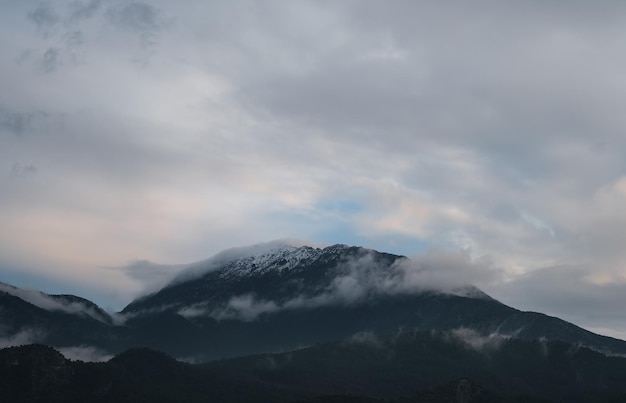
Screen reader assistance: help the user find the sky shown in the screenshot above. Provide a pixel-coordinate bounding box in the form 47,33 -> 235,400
2,1 -> 626,339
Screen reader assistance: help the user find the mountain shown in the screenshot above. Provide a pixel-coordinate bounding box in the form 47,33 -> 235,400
0,282 -> 124,354
118,241 -> 626,361
2,241 -> 626,362
4,240 -> 626,401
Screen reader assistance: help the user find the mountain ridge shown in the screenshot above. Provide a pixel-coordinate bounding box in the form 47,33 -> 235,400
2,240 -> 626,363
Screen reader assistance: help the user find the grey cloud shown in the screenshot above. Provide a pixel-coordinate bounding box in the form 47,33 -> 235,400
62,31 -> 86,64
105,2 -> 172,66
208,294 -> 279,322
28,2 -> 60,36
63,30 -> 84,49
0,282 -> 109,323
227,0 -> 626,176
67,0 -> 103,24
30,42 -> 83,72
21,1 -> 171,71
344,331 -> 384,349
3,0 -> 626,337
446,327 -> 511,352
487,265 -> 626,337
41,47 -> 62,72
57,345 -> 112,362
184,250 -> 498,321
132,31 -> 158,66
384,250 -> 503,295
11,163 -> 38,177
0,108 -> 49,136
0,328 -> 44,349
119,260 -> 185,295
106,2 -> 167,33
206,0 -> 626,277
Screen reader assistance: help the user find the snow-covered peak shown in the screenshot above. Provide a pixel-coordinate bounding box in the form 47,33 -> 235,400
169,240 -> 350,285
209,239 -> 317,265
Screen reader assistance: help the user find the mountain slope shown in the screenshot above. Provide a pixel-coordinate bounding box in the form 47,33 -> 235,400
2,241 -> 626,362
0,286 -> 123,353
119,242 -> 626,360
205,329 -> 626,402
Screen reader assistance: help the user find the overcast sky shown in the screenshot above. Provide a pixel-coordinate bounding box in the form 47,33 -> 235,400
2,1 -> 626,339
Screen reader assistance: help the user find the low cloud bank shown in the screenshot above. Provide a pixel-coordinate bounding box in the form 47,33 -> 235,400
0,282 -> 109,323
0,328 -> 44,349
446,327 -> 511,352
119,260 -> 187,298
345,331 -> 383,349
181,249 -> 500,321
57,345 -> 113,362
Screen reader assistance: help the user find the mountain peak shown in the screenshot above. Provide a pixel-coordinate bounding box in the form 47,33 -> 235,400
171,240 -> 350,285
208,239 -> 318,264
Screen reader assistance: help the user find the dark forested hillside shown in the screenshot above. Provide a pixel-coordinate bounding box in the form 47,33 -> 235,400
2,330 -> 626,403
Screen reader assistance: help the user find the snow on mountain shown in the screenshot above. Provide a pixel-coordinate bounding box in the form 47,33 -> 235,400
4,242 -> 626,362
123,240 -> 504,325
169,239 -> 337,285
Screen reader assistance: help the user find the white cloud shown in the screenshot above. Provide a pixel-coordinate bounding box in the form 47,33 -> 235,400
186,249 -> 498,321
1,0 -> 626,336
447,327 -> 511,352
0,282 -> 109,322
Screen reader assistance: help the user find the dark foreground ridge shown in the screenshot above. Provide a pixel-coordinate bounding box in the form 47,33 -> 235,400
2,331 -> 626,403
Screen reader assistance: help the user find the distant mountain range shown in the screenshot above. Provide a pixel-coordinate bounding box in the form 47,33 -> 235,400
2,241 -> 626,402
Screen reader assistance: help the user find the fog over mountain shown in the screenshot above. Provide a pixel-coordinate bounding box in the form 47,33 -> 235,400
2,241 -> 626,369
2,242 -> 626,402
2,1 -> 626,340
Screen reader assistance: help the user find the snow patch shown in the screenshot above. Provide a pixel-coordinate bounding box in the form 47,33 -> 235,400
171,240 -> 338,285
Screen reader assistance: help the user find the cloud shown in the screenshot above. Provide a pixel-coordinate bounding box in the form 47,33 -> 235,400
0,107 -> 49,136
106,2 -> 168,33
486,264 -> 626,339
208,294 -> 279,321
0,282 -> 110,323
67,0 -> 103,24
344,331 -> 383,349
27,2 -> 60,36
118,260 -> 186,296
389,250 -> 503,294
57,345 -> 113,362
10,162 -> 38,177
0,328 -> 44,349
41,47 -> 62,72
446,327 -> 510,352
184,248 -> 498,321
18,0 -> 172,72
1,0 -> 626,335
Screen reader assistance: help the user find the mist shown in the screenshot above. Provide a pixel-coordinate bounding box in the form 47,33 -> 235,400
186,247 -> 500,321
